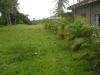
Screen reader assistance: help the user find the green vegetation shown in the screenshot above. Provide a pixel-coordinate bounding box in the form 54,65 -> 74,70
0,0 -> 32,25
55,0 -> 69,16
0,25 -> 98,75
45,17 -> 100,74
0,0 -> 99,75
32,19 -> 49,25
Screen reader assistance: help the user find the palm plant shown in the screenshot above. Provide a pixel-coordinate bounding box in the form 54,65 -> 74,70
55,0 -> 69,17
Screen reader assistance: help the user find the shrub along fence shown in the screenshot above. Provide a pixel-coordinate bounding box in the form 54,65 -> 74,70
45,17 -> 100,73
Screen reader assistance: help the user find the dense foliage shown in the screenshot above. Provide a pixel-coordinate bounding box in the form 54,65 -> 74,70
15,12 -> 32,25
45,17 -> 100,74
0,0 -> 32,25
32,19 -> 48,25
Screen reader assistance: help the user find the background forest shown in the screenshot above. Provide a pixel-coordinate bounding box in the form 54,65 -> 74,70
0,0 -> 32,25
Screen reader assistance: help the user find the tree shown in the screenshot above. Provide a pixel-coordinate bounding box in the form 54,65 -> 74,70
0,0 -> 18,25
15,12 -> 32,25
0,0 -> 31,25
55,0 -> 69,17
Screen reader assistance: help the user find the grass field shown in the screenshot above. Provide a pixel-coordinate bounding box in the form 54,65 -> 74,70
0,25 -> 96,75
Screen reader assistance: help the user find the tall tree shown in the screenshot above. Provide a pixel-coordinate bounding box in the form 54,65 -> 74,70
0,0 -> 18,25
55,0 -> 69,17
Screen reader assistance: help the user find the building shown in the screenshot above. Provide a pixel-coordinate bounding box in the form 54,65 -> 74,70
68,0 -> 100,26
48,15 -> 60,20
64,12 -> 73,21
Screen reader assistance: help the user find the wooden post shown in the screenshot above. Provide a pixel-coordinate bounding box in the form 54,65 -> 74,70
73,0 -> 76,20
90,0 -> 94,25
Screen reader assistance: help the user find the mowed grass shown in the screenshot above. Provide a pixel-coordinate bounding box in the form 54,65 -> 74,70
0,25 -> 96,75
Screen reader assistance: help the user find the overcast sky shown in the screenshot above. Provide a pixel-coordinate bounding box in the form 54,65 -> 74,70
18,0 -> 77,20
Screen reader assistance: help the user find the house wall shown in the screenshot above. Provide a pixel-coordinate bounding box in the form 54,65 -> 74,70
73,1 -> 100,26
77,0 -> 84,3
0,12 -> 1,17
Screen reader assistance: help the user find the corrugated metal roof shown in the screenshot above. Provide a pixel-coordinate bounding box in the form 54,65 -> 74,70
68,0 -> 98,9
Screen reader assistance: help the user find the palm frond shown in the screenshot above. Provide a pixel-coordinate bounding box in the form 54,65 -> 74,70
54,0 -> 69,16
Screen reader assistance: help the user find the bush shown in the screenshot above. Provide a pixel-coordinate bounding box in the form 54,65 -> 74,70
45,17 -> 70,40
45,19 -> 60,34
45,17 -> 99,51
45,17 -> 100,74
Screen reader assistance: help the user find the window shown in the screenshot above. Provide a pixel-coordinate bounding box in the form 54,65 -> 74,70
95,14 -> 100,26
0,12 -> 1,17
99,14 -> 100,26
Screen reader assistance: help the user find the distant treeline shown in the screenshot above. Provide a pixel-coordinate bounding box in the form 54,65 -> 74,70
32,19 -> 49,25
0,0 -> 32,25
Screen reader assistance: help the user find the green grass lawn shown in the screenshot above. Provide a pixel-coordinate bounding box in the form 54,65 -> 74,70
0,25 -> 96,75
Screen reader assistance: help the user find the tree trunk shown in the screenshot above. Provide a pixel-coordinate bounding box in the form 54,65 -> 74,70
8,14 -> 12,25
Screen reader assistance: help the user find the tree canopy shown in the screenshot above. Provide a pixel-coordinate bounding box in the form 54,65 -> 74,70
0,0 -> 32,25
55,0 -> 69,17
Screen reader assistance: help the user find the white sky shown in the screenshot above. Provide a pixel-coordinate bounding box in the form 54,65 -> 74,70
18,0 -> 77,20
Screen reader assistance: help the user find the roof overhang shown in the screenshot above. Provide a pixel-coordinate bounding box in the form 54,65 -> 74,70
68,0 -> 98,10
